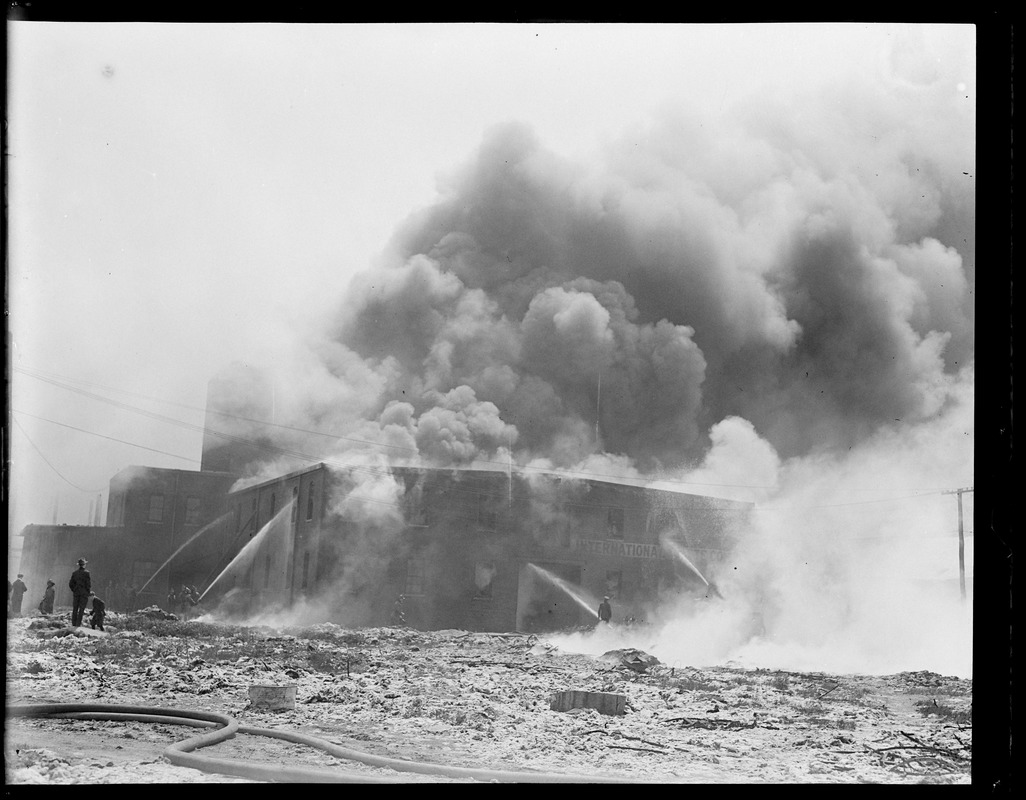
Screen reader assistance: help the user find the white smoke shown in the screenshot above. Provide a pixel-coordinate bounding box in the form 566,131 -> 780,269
548,366 -> 974,677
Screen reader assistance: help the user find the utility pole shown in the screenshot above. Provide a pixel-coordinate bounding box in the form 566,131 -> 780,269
942,487 -> 974,601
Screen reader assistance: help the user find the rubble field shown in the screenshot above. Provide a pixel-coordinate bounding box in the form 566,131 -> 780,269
5,609 -> 972,784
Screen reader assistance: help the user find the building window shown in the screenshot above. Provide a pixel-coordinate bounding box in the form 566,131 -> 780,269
404,558 -> 425,596
185,496 -> 202,525
147,494 -> 165,523
109,495 -> 124,526
291,487 -> 299,522
265,553 -> 272,588
474,562 -> 496,599
647,507 -> 679,538
251,497 -> 258,534
306,483 -> 315,521
302,551 -> 311,589
606,507 -> 625,539
405,486 -> 429,527
605,570 -> 622,598
270,493 -> 276,517
478,495 -> 497,531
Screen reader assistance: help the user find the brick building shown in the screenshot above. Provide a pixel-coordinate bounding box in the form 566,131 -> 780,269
202,462 -> 750,631
17,460 -> 750,631
17,466 -> 236,611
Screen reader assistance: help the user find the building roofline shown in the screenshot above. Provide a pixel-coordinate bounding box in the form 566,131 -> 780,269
110,465 -> 239,481
19,524 -> 125,536
227,462 -> 329,496
225,461 -> 753,507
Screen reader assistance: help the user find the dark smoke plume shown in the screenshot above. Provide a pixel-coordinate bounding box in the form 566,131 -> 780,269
271,79 -> 973,477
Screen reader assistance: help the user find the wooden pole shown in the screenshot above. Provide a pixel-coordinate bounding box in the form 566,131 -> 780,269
956,490 -> 965,601
943,487 -> 973,603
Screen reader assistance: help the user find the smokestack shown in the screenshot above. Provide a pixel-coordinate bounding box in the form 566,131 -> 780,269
94,493 -> 103,525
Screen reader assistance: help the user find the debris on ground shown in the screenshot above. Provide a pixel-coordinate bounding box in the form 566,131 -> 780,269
599,648 -> 661,673
5,612 -> 972,784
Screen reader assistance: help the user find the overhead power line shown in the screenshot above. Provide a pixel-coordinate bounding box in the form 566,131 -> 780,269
12,402 -> 752,516
11,403 -> 977,529
13,366 -> 972,512
755,489 -> 963,511
11,416 -> 109,493
13,365 -> 777,492
11,409 -> 201,464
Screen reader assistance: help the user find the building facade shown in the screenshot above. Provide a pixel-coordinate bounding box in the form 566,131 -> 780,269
18,460 -> 751,631
16,524 -> 118,612
216,463 -> 751,631
18,466 -> 237,611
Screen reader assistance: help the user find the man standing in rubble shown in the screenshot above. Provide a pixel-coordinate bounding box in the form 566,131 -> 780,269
10,575 -> 28,616
598,595 -> 613,625
69,558 -> 92,626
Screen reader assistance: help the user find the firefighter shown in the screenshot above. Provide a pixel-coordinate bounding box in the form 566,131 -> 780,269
390,594 -> 406,626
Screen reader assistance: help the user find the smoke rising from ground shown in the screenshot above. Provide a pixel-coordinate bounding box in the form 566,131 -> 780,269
549,372 -> 973,677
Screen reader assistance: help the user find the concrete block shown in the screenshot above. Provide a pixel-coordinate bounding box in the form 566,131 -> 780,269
549,689 -> 626,716
249,684 -> 297,711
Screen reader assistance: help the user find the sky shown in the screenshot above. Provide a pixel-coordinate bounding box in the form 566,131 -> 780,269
6,22 -> 980,667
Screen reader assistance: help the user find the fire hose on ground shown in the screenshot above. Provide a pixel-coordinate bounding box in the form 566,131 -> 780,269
6,703 -> 642,783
